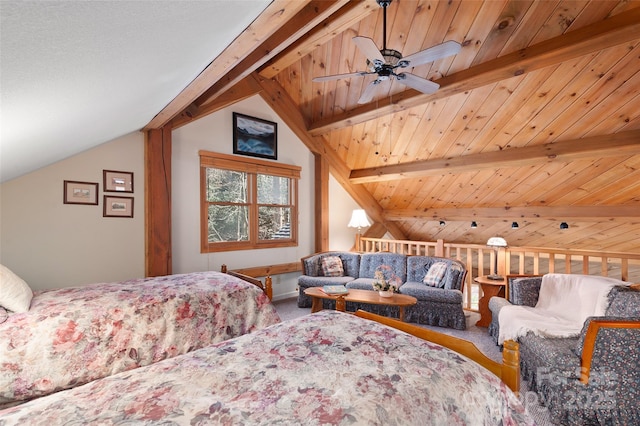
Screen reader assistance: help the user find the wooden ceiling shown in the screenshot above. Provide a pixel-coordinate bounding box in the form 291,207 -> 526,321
147,0 -> 640,254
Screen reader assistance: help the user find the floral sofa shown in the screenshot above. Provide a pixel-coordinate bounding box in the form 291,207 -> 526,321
297,251 -> 467,329
488,275 -> 640,425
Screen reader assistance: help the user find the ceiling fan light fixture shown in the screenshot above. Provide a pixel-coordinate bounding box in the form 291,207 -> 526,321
312,0 -> 461,103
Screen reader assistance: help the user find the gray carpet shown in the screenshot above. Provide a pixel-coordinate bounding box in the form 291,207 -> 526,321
272,297 -> 556,425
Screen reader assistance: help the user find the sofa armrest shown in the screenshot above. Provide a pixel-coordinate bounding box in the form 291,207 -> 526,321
508,275 -> 542,307
580,318 -> 640,384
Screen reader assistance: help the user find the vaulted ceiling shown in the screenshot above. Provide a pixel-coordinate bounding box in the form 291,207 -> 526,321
149,0 -> 640,253
8,0 -> 639,254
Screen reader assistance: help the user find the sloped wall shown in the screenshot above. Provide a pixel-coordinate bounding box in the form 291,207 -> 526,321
0,132 -> 144,290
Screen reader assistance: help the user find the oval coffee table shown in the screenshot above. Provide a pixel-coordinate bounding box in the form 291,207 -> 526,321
304,287 -> 417,322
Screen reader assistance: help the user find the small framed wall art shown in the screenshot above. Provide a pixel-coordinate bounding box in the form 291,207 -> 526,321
63,180 -> 99,205
103,195 -> 134,218
103,170 -> 134,193
232,112 -> 277,160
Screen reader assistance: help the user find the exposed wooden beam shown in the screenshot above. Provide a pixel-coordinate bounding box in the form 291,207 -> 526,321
308,7 -> 640,135
350,130 -> 640,183
258,0 -> 376,79
145,127 -> 172,277
253,72 -> 407,240
169,74 -> 263,130
385,205 -> 640,222
315,154 -> 329,252
192,1 -> 348,110
144,0 -> 310,130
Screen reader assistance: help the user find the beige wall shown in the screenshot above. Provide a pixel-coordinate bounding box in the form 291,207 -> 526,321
172,95 -> 317,300
0,132 -> 145,290
0,96 -> 359,298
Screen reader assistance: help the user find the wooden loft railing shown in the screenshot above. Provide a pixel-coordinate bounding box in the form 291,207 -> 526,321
358,237 -> 640,310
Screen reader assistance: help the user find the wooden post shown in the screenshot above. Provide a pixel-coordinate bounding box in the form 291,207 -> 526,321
315,154 -> 329,252
145,127 -> 172,277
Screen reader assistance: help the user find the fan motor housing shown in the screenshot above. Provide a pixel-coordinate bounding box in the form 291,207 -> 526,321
366,49 -> 402,74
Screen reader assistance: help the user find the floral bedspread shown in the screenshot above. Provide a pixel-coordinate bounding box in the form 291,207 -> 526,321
0,271 -> 280,408
0,311 -> 534,425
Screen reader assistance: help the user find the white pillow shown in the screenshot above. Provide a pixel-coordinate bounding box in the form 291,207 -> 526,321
0,264 -> 33,313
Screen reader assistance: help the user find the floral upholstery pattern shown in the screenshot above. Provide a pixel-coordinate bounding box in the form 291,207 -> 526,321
0,271 -> 280,408
0,311 -> 534,425
488,277 -> 640,425
297,252 -> 467,329
297,251 -> 361,307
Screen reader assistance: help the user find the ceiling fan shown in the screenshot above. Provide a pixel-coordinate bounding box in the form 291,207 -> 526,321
313,0 -> 461,104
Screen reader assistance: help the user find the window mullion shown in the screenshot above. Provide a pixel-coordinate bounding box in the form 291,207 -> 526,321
249,173 -> 258,245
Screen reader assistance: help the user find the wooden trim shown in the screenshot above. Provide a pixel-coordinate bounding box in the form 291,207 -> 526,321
384,205 -> 640,222
200,151 -> 300,252
308,8 -> 640,135
193,1 -> 348,109
350,130 -> 640,184
220,264 -> 274,300
354,310 -> 520,394
169,75 -> 264,130
254,73 -> 408,241
144,0 -> 311,129
258,0 -> 376,79
145,127 -> 172,277
230,262 -> 301,278
580,318 -> 640,384
199,150 -> 301,177
315,154 -> 329,252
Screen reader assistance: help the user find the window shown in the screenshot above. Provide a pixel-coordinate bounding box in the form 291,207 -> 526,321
200,151 -> 300,252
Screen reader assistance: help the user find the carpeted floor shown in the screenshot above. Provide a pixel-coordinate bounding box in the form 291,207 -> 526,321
272,297 -> 556,425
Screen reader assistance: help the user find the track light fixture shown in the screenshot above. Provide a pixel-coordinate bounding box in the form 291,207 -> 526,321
471,221 -> 478,229
560,222 -> 569,230
511,222 -> 519,229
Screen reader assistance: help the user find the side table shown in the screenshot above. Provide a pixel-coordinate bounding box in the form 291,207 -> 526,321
474,276 -> 506,327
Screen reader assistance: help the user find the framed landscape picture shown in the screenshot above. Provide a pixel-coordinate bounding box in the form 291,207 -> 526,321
103,170 -> 134,193
63,180 -> 99,205
103,195 -> 134,218
233,112 -> 277,160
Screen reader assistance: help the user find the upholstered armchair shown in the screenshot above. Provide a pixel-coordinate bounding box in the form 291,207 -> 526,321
488,274 -> 640,424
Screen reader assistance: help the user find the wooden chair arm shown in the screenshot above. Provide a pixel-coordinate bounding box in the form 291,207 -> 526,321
580,318 -> 640,384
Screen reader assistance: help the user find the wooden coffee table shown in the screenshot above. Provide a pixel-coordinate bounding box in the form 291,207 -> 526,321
304,287 -> 417,322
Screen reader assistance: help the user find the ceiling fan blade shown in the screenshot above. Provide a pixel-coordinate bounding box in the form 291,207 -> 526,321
396,73 -> 440,94
313,71 -> 369,82
357,78 -> 389,104
353,36 -> 385,66
399,40 -> 462,68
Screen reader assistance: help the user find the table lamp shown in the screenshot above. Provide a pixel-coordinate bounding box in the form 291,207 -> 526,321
348,209 -> 371,249
486,236 -> 507,280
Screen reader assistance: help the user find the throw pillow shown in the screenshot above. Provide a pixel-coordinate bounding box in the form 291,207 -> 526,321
321,256 -> 344,277
423,262 -> 448,288
0,264 -> 33,313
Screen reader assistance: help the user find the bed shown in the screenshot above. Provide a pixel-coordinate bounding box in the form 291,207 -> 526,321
0,270 -> 280,408
0,310 -> 533,425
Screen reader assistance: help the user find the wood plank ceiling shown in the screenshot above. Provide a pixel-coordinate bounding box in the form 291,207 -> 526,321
147,0 -> 640,254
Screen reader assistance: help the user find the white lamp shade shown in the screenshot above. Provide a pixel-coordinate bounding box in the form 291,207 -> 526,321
487,236 -> 508,247
348,209 -> 371,228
